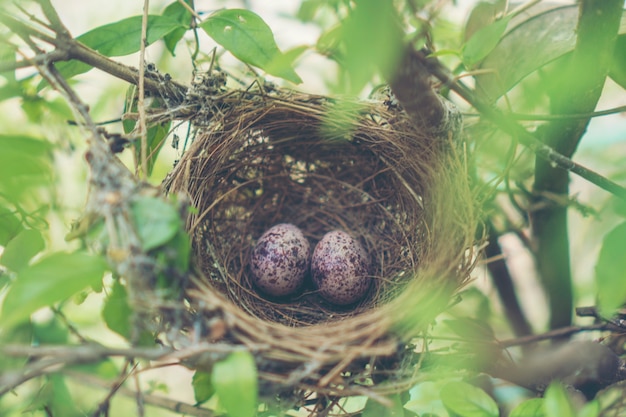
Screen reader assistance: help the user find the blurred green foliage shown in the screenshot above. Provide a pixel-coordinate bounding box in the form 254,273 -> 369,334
0,0 -> 625,416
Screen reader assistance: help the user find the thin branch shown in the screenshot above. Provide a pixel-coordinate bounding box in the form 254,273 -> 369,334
36,0 -> 71,38
1,344 -> 174,360
464,104 -> 626,121
485,222 -> 533,338
90,360 -> 134,417
499,323 -> 615,348
66,371 -> 216,417
177,0 -> 201,20
0,12 -> 188,100
138,0 -> 150,179
530,0 -> 623,331
414,49 -> 626,200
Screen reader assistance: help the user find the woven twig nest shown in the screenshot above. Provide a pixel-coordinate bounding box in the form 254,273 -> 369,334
163,84 -> 480,405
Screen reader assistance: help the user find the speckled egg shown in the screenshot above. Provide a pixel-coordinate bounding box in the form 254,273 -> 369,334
249,223 -> 310,297
311,230 -> 371,305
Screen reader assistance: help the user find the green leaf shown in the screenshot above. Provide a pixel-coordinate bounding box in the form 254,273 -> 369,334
33,316 -> 69,345
297,0 -> 323,22
102,279 -> 132,340
131,196 -> 182,251
162,0 -> 193,55
70,359 -> 119,379
192,370 -> 215,405
363,394 -> 405,417
339,0 -> 403,94
27,375 -> 79,415
462,15 -> 512,67
51,15 -> 184,82
610,35 -> 626,95
475,7 -> 626,103
1,229 -> 45,272
444,318 -> 495,341
0,252 -> 108,330
168,229 -> 191,272
440,381 -> 499,417
0,206 -> 24,246
578,400 -> 599,417
45,374 -> 80,416
463,1 -> 508,42
510,398 -> 545,417
543,382 -> 575,417
200,9 -> 302,84
79,14 -> 183,56
0,42 -> 16,82
0,135 -> 52,198
212,351 -> 258,417
595,222 -> 626,315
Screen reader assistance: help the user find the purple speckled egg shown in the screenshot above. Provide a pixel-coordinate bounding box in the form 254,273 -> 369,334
311,230 -> 371,305
250,223 -> 310,297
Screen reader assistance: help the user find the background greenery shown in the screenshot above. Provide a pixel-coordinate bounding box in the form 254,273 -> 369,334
1,0 -> 626,416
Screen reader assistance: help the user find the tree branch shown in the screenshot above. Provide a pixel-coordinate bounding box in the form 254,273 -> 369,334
0,11 -> 188,101
485,222 -> 533,338
65,371 -> 216,417
531,0 -> 623,331
413,50 -> 626,201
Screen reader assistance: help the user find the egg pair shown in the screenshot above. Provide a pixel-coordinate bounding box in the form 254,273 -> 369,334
249,224 -> 371,305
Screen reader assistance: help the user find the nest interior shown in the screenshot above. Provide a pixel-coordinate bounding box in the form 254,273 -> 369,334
163,89 -> 479,397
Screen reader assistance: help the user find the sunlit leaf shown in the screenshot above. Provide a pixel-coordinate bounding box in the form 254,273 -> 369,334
0,135 -> 52,198
440,381 -> 499,417
51,15 -> 184,82
33,316 -> 69,345
595,222 -> 626,316
26,375 -> 78,415
463,1 -> 508,42
578,400 -> 600,417
102,279 -> 132,339
363,394 -> 405,417
444,317 -> 495,341
0,252 -> 108,330
192,370 -> 215,405
339,0 -> 403,94
212,351 -> 257,417
462,15 -> 512,67
0,42 -> 16,82
297,0 -> 323,22
71,359 -> 119,379
169,229 -> 191,272
131,196 -> 182,251
509,398 -> 545,417
45,374 -> 80,416
162,0 -> 193,55
0,229 -> 45,272
543,382 -> 575,417
610,35 -> 626,89
475,6 -> 626,102
0,206 -> 23,246
200,9 -> 302,84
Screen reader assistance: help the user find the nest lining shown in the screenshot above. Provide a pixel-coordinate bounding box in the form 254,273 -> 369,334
163,88 -> 479,397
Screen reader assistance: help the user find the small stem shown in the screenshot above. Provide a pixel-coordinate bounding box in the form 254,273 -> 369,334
138,0 -> 149,180
499,323 -> 613,348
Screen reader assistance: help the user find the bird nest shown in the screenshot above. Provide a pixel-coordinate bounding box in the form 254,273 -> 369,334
163,85 -> 480,407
